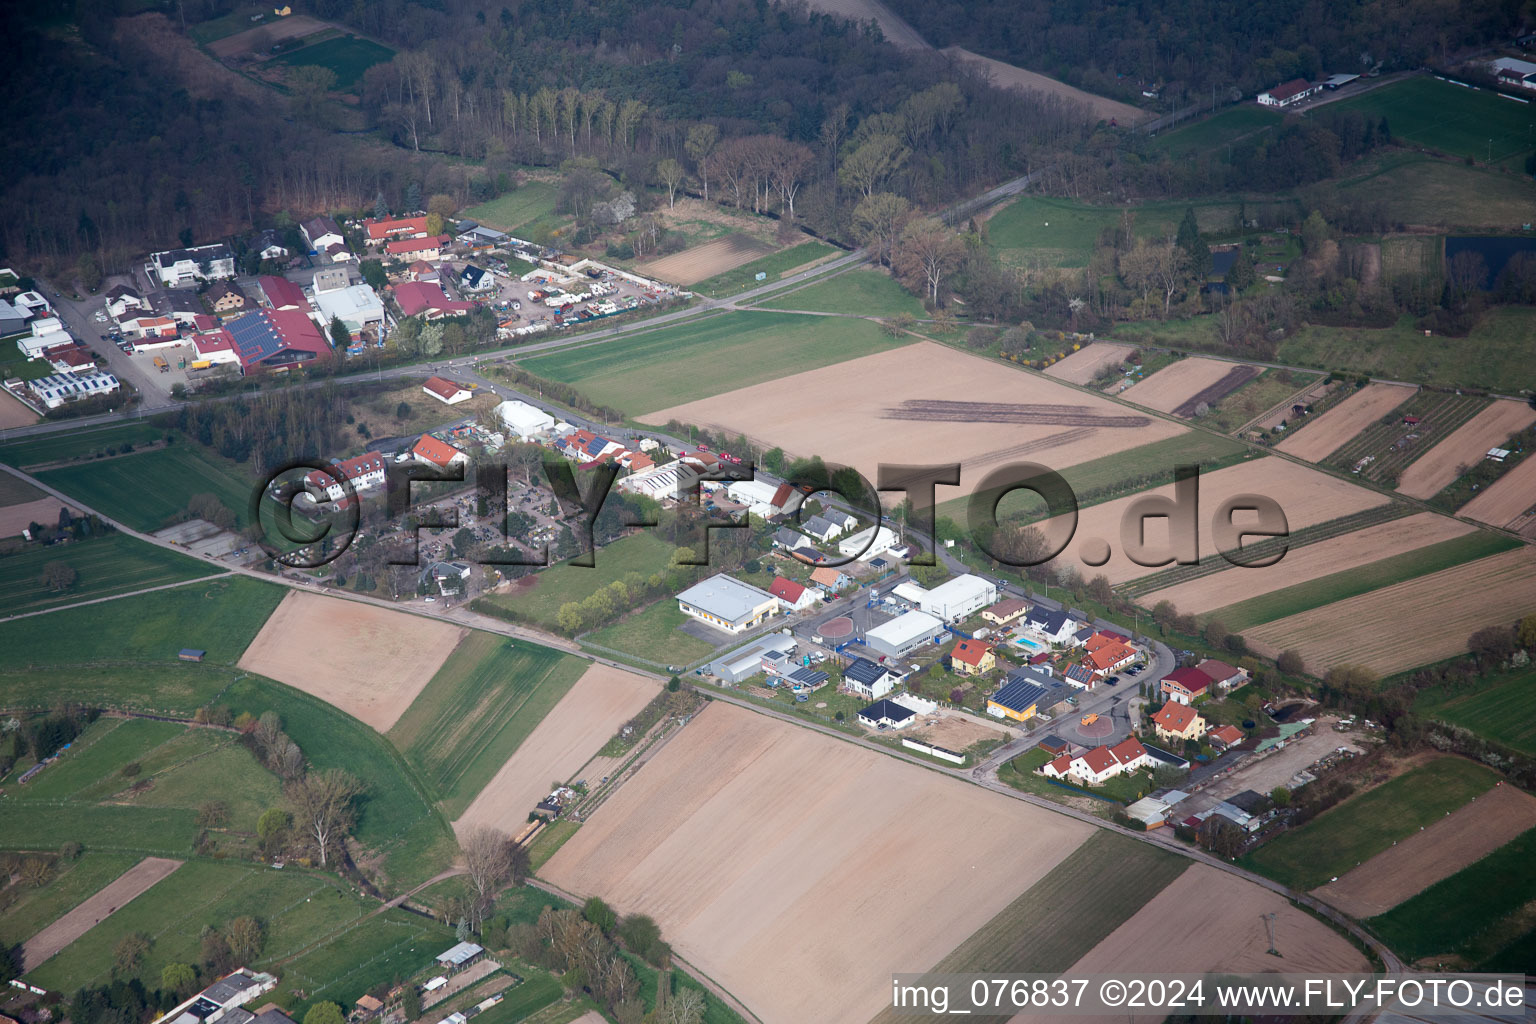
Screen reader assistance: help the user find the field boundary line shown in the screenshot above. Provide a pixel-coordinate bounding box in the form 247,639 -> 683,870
0,570 -> 234,623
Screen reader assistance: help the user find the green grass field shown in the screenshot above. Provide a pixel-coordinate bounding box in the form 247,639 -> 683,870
756,267 -> 924,317
1329,76 -> 1536,168
585,598 -> 719,664
1336,154 -> 1536,230
464,182 -> 564,236
1209,530 -> 1519,631
274,35 -> 395,89
0,422 -> 168,468
0,533 -> 216,617
688,240 -> 839,298
477,532 -> 680,629
36,444 -> 260,532
1366,827 -> 1536,963
1147,105 -> 1285,159
520,310 -> 912,416
0,473 -> 45,506
188,7 -> 269,44
1239,757 -> 1501,891
1198,367 -> 1321,434
0,576 -> 285,713
1416,666 -> 1536,756
222,676 -> 453,893
0,851 -> 142,947
985,196 -> 1249,268
388,634 -> 588,817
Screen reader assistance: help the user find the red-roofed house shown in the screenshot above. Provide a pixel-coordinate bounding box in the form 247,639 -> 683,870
1072,745 -> 1122,786
1040,753 -> 1075,780
422,376 -> 472,405
408,260 -> 439,282
1151,702 -> 1207,744
412,435 -> 468,471
392,281 -> 477,320
304,451 -> 388,502
386,235 -> 450,259
1208,724 -> 1244,749
258,275 -> 309,312
950,639 -> 997,677
1084,636 -> 1136,675
1042,737 -> 1150,787
43,343 -> 96,374
365,216 -> 429,244
769,576 -> 820,613
1196,659 -> 1247,695
1162,665 -> 1215,705
1110,736 -> 1149,771
1257,78 -> 1319,107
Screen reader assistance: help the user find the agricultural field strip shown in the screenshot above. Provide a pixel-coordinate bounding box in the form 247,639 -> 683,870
1274,383 -> 1417,462
1325,392 -> 1490,482
1458,453 -> 1536,528
1172,364 -> 1262,419
1119,356 -> 1243,415
1397,400 -> 1536,499
20,857 -> 184,971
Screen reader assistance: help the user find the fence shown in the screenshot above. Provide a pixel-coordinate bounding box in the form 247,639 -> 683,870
901,737 -> 965,764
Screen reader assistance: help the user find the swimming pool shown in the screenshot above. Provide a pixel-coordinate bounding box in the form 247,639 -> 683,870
1011,636 -> 1044,651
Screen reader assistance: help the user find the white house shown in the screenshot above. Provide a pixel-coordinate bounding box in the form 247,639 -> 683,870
838,524 -> 898,560
301,216 -> 345,252
1021,606 -> 1080,644
856,698 -> 916,729
1041,737 -> 1149,787
29,371 -> 119,409
768,576 -> 821,613
495,399 -> 555,439
304,451 -> 388,503
422,376 -> 473,405
459,265 -> 497,294
413,435 -> 469,471
105,285 -> 145,320
249,229 -> 289,261
799,514 -> 843,543
1256,78 -> 1319,107
842,658 -> 901,699
676,574 -> 778,633
150,244 -> 236,286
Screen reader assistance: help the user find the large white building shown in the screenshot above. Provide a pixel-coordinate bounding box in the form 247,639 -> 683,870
303,451 -> 388,503
29,371 -> 119,409
149,244 -> 236,286
495,399 -> 556,439
312,283 -> 385,334
677,574 -> 778,633
17,315 -> 70,358
897,573 -> 998,623
864,609 -> 947,660
838,524 -> 898,560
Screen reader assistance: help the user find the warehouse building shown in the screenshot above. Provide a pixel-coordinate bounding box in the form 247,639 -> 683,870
863,609 -> 947,660
677,574 -> 778,633
900,573 -> 998,622
708,634 -> 797,684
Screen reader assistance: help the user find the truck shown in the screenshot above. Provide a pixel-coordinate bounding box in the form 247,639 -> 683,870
153,355 -> 169,373
190,359 -> 211,370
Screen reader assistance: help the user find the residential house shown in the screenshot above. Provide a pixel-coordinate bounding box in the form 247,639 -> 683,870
257,275 -> 310,312
43,342 -> 96,374
248,229 -> 289,261
1064,663 -> 1096,688
408,260 -> 439,283
105,284 -> 146,320
1207,724 -> 1245,750
857,698 -> 916,730
864,609 -> 947,659
1070,625 -> 1097,647
1151,702 -> 1207,745
676,574 -> 778,633
821,509 -> 857,533
412,435 -> 469,471
981,597 -> 1030,626
949,638 -> 996,677
555,428 -> 624,464
364,215 -> 429,245
986,667 -> 1053,721
424,561 -> 473,596
1041,737 -> 1149,787
303,451 -> 388,503
1257,78 -> 1319,106
148,288 -> 206,325
150,244 -> 235,286
799,514 -> 843,543
392,281 -> 477,319
324,242 -> 354,263
205,281 -> 248,312
1083,634 -> 1137,676
422,375 -> 473,405
842,658 -> 900,699
769,576 -> 821,613
300,216 -> 345,252
1161,665 -> 1214,705
1196,659 -> 1247,695
838,524 -> 898,560
809,566 -> 850,593
1020,606 -> 1080,645
772,526 -> 805,551
386,235 -> 450,260
459,265 -> 496,293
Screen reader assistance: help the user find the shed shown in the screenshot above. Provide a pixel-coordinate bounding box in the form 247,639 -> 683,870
435,941 -> 485,971
179,648 -> 206,662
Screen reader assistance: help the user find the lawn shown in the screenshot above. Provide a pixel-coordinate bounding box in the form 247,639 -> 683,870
0,473 -> 45,507
387,634 -> 588,817
1208,530 -> 1520,631
985,196 -> 1247,268
1197,367 -> 1321,434
476,532 -> 680,630
756,267 -> 924,317
0,532 -> 217,617
1329,76 -> 1536,168
1147,104 -> 1285,159
221,676 -> 454,894
689,240 -> 839,298
1238,757 -> 1501,891
0,851 -> 142,947
36,443 -> 260,532
527,819 -> 580,872
1336,154 -> 1536,231
0,575 -> 285,713
0,422 -> 168,469
271,907 -> 450,1013
523,310 -> 913,417
274,35 -> 395,89
1416,666 -> 1536,756
584,598 -> 719,665
1277,308 -> 1536,394
1366,827 -> 1536,963
188,7 -> 268,44
464,182 -> 565,237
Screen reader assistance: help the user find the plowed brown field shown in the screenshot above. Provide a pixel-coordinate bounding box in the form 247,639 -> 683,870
1043,343 -> 1138,385
1245,546 -> 1536,675
542,701 -> 1093,1024
638,234 -> 774,286
1275,383 -> 1416,462
1397,399 -> 1536,499
1120,357 -> 1242,414
1141,512 -> 1475,616
1459,454 -> 1536,529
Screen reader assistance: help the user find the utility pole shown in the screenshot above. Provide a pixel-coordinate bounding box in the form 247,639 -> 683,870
1262,912 -> 1281,956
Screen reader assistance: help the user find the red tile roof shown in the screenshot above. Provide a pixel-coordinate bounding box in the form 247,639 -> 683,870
1265,78 -> 1313,101
366,215 -> 429,240
1086,640 -> 1135,671
1163,666 -> 1213,694
769,577 -> 807,603
1079,746 -> 1117,775
1110,736 -> 1146,765
412,435 -> 464,468
1152,702 -> 1201,734
1208,724 -> 1244,746
386,235 -> 449,255
258,275 -> 308,311
306,451 -> 386,491
1046,754 -> 1073,776
422,376 -> 467,401
1197,659 -> 1242,684
951,639 -> 994,666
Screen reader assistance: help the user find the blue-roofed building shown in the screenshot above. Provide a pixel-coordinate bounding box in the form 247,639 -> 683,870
842,657 -> 901,699
986,667 -> 1053,721
857,698 -> 915,729
223,308 -> 329,375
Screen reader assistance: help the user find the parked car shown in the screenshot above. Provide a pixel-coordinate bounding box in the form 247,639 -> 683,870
1105,676 -> 1119,686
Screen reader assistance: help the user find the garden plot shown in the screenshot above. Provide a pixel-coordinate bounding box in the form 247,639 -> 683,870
1396,399 -> 1536,499
1275,382 -> 1416,462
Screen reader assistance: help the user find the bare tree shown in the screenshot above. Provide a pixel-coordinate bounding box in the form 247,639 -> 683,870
684,124 -> 719,202
894,217 -> 964,306
656,158 -> 685,208
766,140 -> 813,220
460,827 -> 512,932
666,988 -> 705,1024
285,768 -> 363,867
851,192 -> 911,267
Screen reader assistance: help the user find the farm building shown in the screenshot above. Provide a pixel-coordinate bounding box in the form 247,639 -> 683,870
708,634 -> 797,684
677,574 -> 778,633
1161,665 -> 1214,704
1151,702 -> 1207,744
898,573 -> 998,622
412,435 -> 469,470
864,609 -> 947,659
769,576 -> 821,613
1256,78 -> 1319,106
152,970 -> 279,1024
785,666 -> 829,689
422,376 -> 473,405
495,399 -> 556,439
790,545 -> 827,565
842,658 -> 902,699
435,941 -> 485,972
949,638 -> 996,676
725,478 -> 791,519
981,597 -> 1030,625
857,698 -> 917,729
838,524 -> 898,560
987,668 -> 1053,721
178,649 -> 205,662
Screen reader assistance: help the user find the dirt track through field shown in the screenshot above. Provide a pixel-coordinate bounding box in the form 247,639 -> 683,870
942,48 -> 1149,125
1315,782 -> 1536,918
1120,357 -> 1248,415
0,497 -> 72,538
1036,456 -> 1390,585
21,857 -> 182,971
1173,365 -> 1261,419
1245,546 -> 1536,676
1023,864 -> 1367,1024
238,591 -> 465,732
1043,343 -> 1137,385
1275,383 -> 1416,462
1141,512 -> 1476,616
883,399 -> 1151,429
453,664 -> 656,835
643,341 -> 1186,504
542,701 -> 1092,1024
638,234 -> 775,286
1396,400 -> 1536,499
1458,453 -> 1536,528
